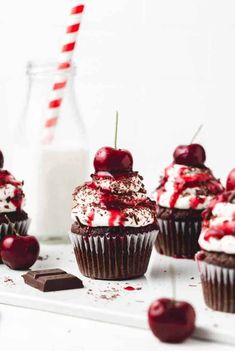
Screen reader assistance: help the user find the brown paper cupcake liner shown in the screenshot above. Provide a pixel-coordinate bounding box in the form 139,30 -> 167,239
196,258 -> 235,313
0,218 -> 31,240
69,230 -> 158,280
156,218 -> 201,258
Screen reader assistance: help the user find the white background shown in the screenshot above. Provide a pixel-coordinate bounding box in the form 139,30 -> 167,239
0,0 -> 235,189
0,2 -> 235,350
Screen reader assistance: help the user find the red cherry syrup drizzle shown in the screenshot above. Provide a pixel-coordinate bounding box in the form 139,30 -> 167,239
11,188 -> 24,210
108,210 -> 125,226
0,171 -> 22,187
87,208 -> 95,227
202,191 -> 235,241
0,171 -> 24,210
85,169 -> 153,227
124,286 -> 142,291
86,181 -> 127,227
204,223 -> 235,241
157,164 -> 223,208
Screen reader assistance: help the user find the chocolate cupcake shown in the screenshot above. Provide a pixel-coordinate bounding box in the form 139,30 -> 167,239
196,191 -> 235,313
69,146 -> 158,280
0,152 -> 30,240
153,144 -> 223,258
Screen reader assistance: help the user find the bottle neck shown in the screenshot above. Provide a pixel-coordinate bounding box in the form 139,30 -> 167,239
17,62 -> 86,148
25,61 -> 76,104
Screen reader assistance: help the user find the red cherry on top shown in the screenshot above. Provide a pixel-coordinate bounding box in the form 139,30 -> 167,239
148,298 -> 196,343
94,146 -> 133,173
173,144 -> 206,167
226,168 -> 235,191
1,234 -> 40,270
0,150 -> 4,169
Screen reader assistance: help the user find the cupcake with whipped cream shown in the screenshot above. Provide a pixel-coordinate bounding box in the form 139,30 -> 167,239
153,144 -> 224,258
0,150 -> 29,240
196,190 -> 235,313
69,146 -> 158,280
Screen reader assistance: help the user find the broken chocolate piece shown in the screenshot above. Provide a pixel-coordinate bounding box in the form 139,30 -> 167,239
22,268 -> 83,292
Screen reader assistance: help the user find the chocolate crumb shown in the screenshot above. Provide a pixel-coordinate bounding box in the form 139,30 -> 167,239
100,293 -> 119,300
37,255 -> 49,261
4,277 -> 15,285
100,294 -> 109,300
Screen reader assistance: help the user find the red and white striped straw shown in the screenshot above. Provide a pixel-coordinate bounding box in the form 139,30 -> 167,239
42,3 -> 85,143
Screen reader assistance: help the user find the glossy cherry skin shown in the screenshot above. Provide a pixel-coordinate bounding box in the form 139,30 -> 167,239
1,234 -> 40,270
0,150 -> 4,168
148,298 -> 196,343
226,168 -> 235,191
173,144 -> 206,167
94,146 -> 133,173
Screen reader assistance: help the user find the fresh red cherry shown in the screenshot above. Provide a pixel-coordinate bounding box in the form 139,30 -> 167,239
226,168 -> 235,191
148,298 -> 196,343
94,146 -> 133,173
173,144 -> 206,166
0,150 -> 4,168
1,234 -> 40,270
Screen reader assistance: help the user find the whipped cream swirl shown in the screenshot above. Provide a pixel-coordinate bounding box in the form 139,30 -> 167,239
153,163 -> 223,210
199,192 -> 235,254
0,170 -> 25,213
72,171 -> 156,227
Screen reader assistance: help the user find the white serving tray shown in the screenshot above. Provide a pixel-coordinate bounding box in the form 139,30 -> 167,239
0,243 -> 234,345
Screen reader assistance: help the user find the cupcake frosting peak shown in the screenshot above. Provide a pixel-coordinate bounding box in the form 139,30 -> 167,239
0,170 -> 25,212
154,163 -> 224,210
199,191 -> 235,254
72,171 -> 156,227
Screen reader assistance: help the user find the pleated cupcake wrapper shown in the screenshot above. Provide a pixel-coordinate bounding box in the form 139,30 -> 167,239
69,230 -> 158,280
0,219 -> 31,240
196,258 -> 235,313
156,218 -> 201,258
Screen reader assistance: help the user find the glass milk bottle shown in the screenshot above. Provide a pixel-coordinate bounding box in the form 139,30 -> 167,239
11,61 -> 88,241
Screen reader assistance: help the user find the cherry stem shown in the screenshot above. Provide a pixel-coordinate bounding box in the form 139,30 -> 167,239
169,264 -> 176,303
4,215 -> 18,236
114,111 -> 119,149
190,124 -> 203,144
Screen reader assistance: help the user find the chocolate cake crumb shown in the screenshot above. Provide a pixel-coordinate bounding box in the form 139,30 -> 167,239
199,250 -> 235,268
0,210 -> 28,225
4,277 -> 15,285
37,255 -> 49,261
71,220 -> 158,237
157,205 -> 203,220
100,293 -> 119,300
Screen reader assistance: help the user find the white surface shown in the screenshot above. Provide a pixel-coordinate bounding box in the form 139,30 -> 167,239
1,0 -> 235,190
0,243 -> 234,347
0,304 -> 233,351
